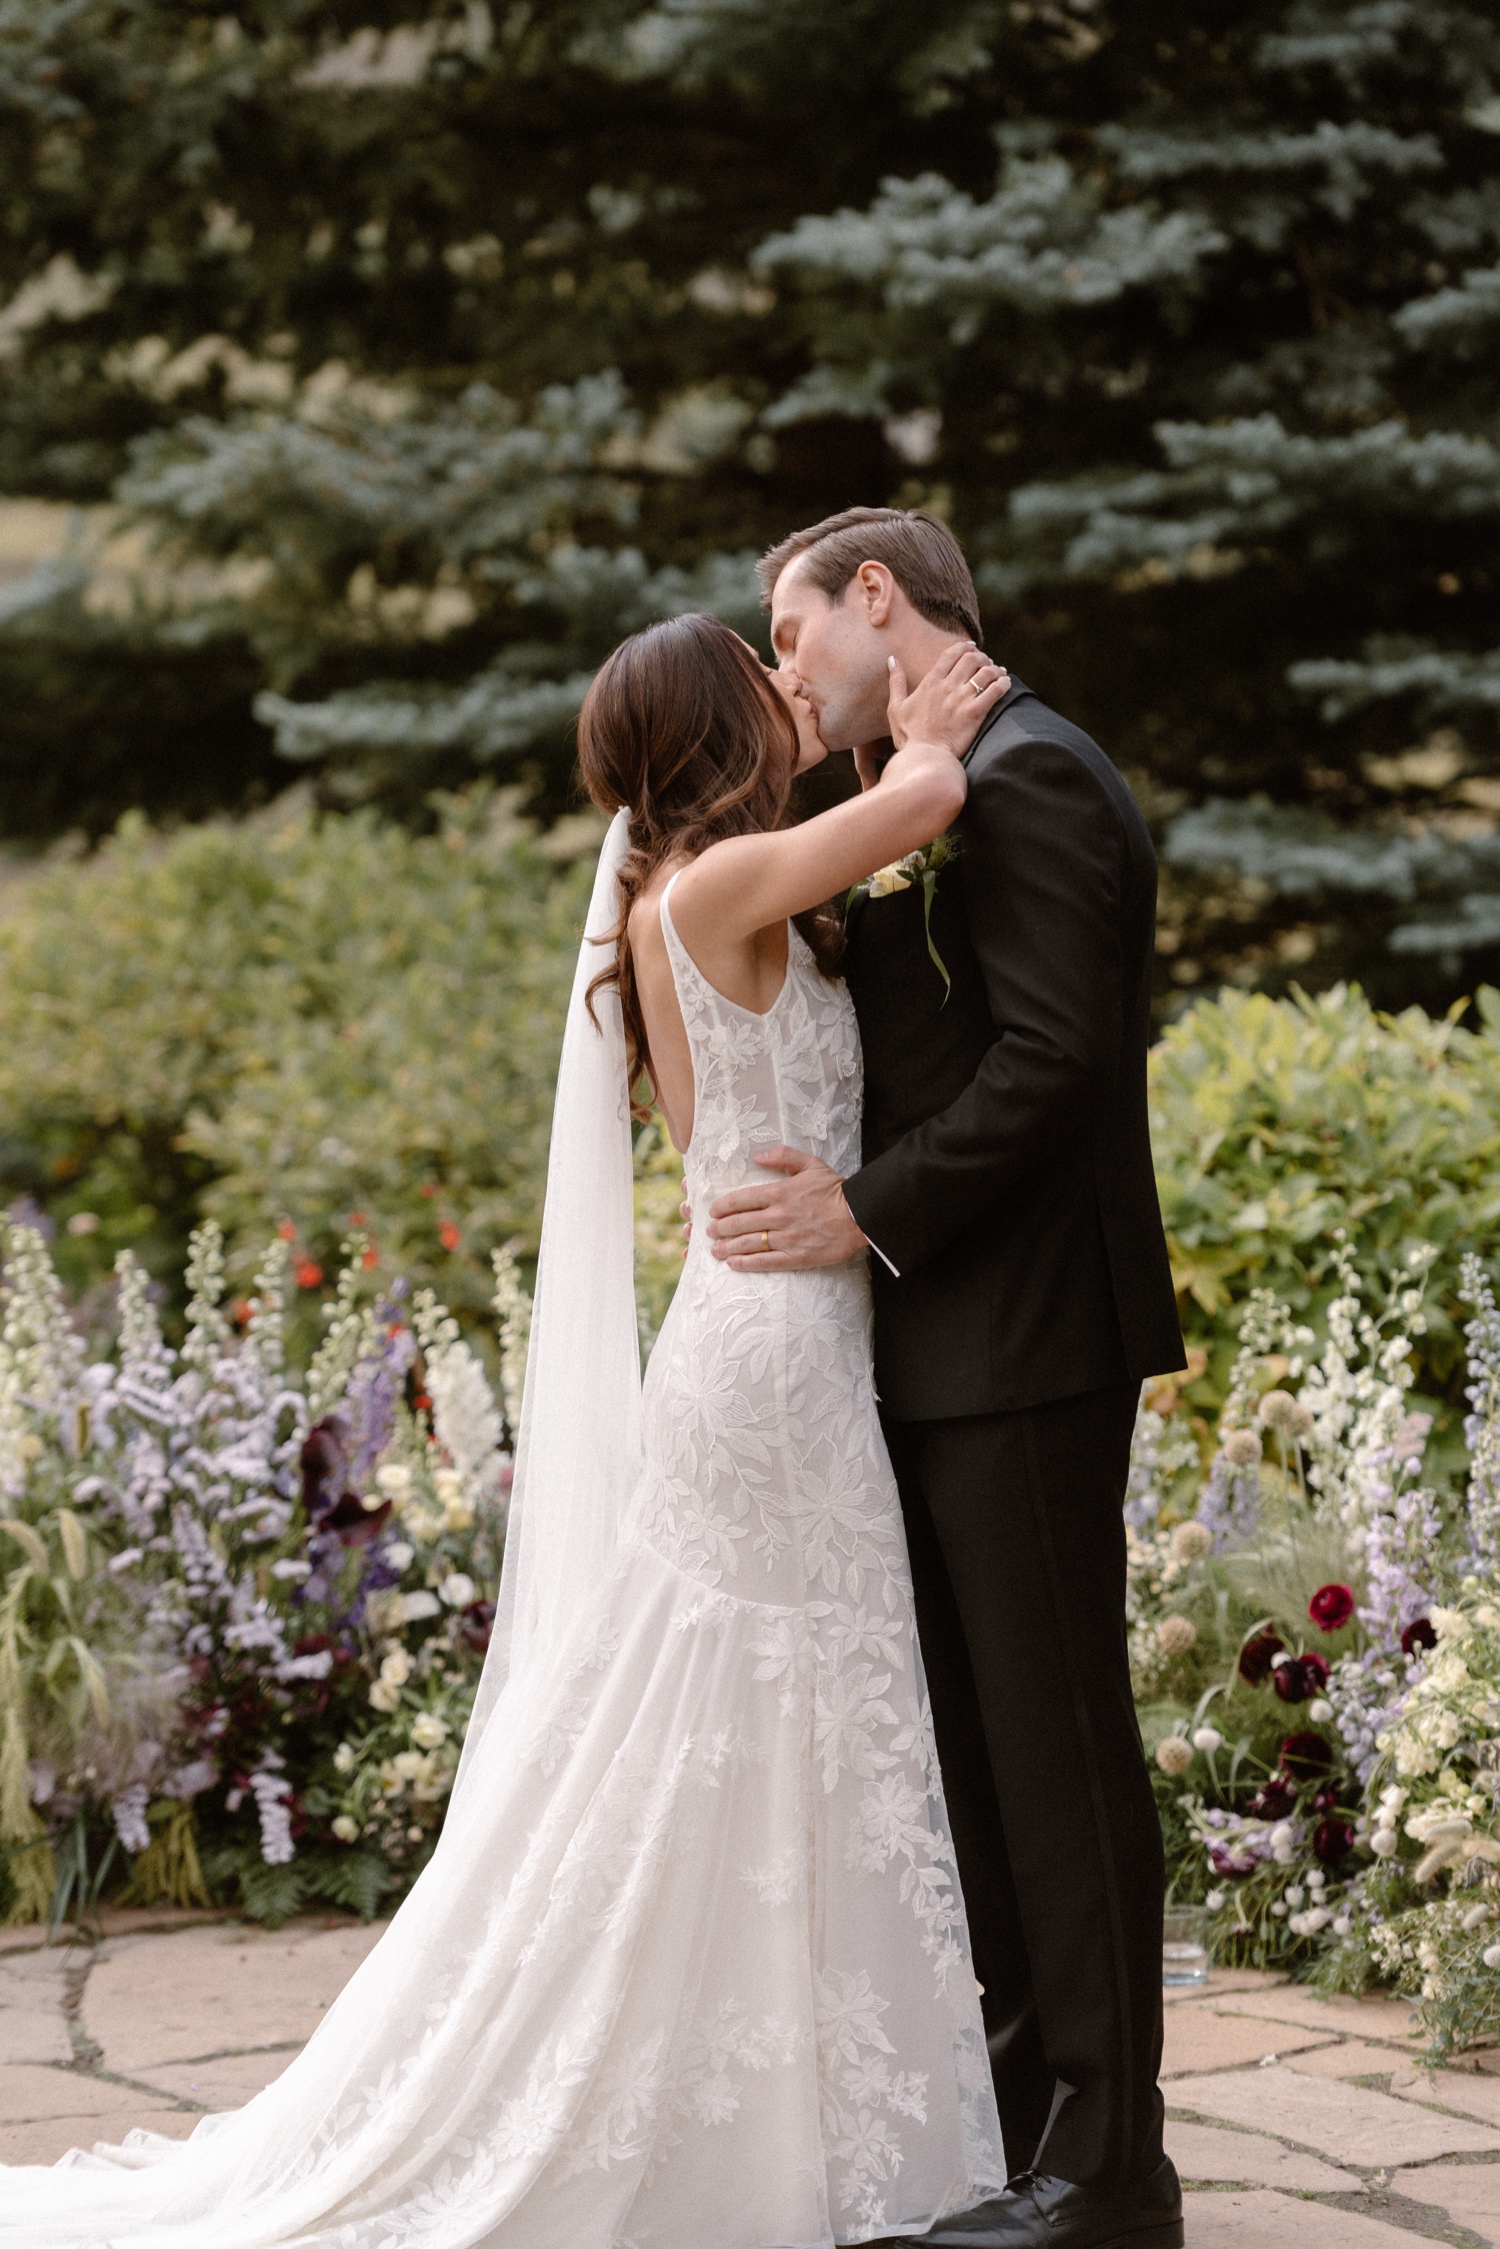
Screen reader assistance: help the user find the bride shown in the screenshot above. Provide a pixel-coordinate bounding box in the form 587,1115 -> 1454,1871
1,612 -> 1012,2249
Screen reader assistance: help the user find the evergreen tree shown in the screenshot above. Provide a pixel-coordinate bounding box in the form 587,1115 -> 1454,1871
3,2 -> 1500,1012
0,0 -> 1026,828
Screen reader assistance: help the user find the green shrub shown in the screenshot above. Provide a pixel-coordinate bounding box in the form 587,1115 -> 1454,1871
1150,984 -> 1500,1416
0,793 -> 593,1338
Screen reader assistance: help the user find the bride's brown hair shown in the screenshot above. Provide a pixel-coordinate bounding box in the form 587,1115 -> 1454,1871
577,611 -> 841,1120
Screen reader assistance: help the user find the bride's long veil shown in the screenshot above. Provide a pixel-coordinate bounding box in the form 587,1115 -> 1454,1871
453,808 -> 642,1796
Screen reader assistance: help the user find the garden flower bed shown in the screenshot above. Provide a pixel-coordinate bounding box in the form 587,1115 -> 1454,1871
8,1194 -> 1500,2062
0,1218 -> 526,1930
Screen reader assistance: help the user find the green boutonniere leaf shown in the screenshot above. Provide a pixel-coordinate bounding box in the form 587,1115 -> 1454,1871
848,831 -> 959,1005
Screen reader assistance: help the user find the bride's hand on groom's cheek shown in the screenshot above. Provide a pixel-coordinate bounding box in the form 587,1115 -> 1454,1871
705,1148 -> 867,1271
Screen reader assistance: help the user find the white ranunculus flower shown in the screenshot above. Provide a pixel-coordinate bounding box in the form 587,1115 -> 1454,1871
368,1678 -> 401,1714
411,1712 -> 449,1751
440,1571 -> 477,1609
1371,1829 -> 1399,1858
380,1647 -> 413,1687
331,1815 -> 360,1843
333,1743 -> 356,1775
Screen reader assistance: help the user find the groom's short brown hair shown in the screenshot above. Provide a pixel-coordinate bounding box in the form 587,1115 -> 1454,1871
757,507 -> 982,643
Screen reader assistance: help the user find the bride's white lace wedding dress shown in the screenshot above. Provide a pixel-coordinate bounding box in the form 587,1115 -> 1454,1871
0,861 -> 1006,2249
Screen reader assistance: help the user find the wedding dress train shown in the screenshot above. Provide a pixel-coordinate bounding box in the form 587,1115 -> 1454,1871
0,844 -> 1006,2248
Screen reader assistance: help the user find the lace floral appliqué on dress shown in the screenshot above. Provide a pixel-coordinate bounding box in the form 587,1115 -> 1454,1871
0,882 -> 1005,2249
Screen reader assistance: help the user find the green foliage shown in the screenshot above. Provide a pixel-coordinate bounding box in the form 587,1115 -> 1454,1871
0,793 -> 592,1319
1,2 -> 1497,1009
1149,981 -> 1500,1410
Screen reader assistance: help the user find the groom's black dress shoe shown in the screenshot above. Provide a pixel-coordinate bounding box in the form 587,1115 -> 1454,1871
920,2158 -> 1183,2249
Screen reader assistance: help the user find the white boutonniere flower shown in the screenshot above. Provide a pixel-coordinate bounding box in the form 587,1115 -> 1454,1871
848,831 -> 959,1001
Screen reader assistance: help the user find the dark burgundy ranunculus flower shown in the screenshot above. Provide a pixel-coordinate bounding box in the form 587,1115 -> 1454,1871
1309,1582 -> 1356,1633
1273,1657 -> 1312,1704
1301,1651 -> 1330,1691
293,1631 -> 335,1659
1312,1815 -> 1355,1868
460,1599 -> 496,1655
1402,1616 -> 1439,1656
1280,1731 -> 1334,1781
323,1491 -> 392,1546
1247,1778 -> 1297,1821
1238,1630 -> 1285,1685
1313,1786 -> 1340,1814
301,1417 -> 350,1518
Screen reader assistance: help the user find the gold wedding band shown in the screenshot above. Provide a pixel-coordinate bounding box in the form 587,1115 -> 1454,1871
761,1229 -> 771,1254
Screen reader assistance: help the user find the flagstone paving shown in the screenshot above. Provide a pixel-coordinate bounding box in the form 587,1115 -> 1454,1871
8,1923 -> 1500,2240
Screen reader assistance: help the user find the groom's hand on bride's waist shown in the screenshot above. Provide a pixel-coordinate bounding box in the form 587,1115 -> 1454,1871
706,1148 -> 868,1271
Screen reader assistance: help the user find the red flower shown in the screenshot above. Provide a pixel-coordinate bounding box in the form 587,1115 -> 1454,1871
1279,1731 -> 1334,1781
300,1419 -> 349,1518
1309,1582 -> 1355,1633
1272,1650 -> 1330,1704
323,1492 -> 392,1546
460,1599 -> 495,1654
295,1258 -> 324,1289
1402,1616 -> 1438,1656
439,1220 -> 462,1251
277,1218 -> 297,1241
1238,1630 -> 1285,1685
361,1244 -> 379,1269
1313,1815 -> 1355,1867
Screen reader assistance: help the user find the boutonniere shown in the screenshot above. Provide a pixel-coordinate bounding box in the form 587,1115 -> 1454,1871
847,831 -> 959,1003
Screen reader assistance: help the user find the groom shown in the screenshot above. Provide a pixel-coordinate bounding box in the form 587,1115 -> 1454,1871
706,508 -> 1187,2249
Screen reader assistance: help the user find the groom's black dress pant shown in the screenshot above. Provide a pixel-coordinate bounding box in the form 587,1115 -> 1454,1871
882,1383 -> 1165,2193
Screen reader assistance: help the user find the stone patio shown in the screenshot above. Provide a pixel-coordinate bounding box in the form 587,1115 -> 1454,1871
5,1915 -> 1500,2241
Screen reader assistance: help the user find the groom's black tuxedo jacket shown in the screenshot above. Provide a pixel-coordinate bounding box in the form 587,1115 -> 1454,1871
840,677 -> 1184,1422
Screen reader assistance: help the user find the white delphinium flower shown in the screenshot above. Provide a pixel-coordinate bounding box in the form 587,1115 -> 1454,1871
0,1220 -> 87,1495
413,1289 -> 505,1511
249,1752 -> 295,1866
491,1246 -> 533,1439
110,1781 -> 151,1856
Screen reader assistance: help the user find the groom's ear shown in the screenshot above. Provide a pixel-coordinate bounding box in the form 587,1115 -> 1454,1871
854,563 -> 898,630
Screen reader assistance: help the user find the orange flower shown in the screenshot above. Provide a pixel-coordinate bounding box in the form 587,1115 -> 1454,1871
277,1219 -> 297,1241
439,1220 -> 462,1251
295,1258 -> 324,1289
